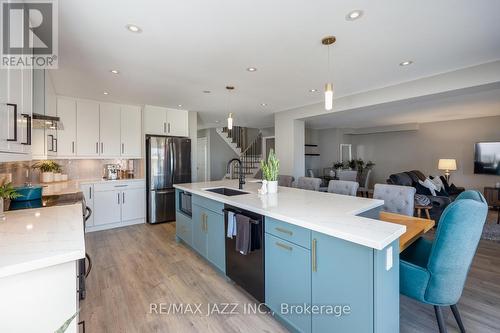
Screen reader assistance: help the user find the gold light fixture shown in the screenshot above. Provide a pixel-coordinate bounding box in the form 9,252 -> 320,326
322,36 -> 336,111
226,86 -> 235,130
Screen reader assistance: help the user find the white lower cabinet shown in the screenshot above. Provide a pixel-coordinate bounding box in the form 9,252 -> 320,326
80,184 -> 94,227
86,180 -> 146,232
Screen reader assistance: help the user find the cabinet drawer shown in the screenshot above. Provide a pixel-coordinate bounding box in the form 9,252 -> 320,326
176,212 -> 192,246
265,217 -> 311,249
93,180 -> 145,192
192,195 -> 223,215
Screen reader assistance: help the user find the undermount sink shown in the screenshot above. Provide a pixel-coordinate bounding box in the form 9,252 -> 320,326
204,187 -> 249,196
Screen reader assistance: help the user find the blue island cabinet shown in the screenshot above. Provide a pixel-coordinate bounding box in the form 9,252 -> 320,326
189,194 -> 226,273
266,218 -> 399,333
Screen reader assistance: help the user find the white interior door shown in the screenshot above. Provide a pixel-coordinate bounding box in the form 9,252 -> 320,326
76,100 -> 100,156
197,137 -> 208,182
99,103 -> 121,157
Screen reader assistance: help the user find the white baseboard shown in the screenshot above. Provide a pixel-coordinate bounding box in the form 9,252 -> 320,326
86,218 -> 145,233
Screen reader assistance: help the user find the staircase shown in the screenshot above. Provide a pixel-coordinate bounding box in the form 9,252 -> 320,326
216,126 -> 262,179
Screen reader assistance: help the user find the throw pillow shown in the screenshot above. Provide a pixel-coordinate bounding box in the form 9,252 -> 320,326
419,178 -> 438,196
430,176 -> 444,192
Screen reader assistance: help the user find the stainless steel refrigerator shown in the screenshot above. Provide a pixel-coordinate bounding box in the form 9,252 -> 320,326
146,136 -> 191,223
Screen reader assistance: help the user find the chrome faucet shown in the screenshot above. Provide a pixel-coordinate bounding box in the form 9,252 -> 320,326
227,158 -> 245,190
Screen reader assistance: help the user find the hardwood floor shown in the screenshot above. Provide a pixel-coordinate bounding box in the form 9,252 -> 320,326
81,221 -> 500,333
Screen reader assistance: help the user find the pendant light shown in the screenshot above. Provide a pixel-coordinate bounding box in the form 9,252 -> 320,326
322,36 -> 336,111
226,86 -> 235,130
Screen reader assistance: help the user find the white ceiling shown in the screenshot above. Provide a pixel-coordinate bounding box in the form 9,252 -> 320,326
51,0 -> 500,128
304,83 -> 500,129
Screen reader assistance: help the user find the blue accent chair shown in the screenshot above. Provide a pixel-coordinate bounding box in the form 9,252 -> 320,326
400,190 -> 488,333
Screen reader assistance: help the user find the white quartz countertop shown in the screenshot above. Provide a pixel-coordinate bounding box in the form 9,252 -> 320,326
41,178 -> 145,196
174,180 -> 406,250
0,204 -> 85,278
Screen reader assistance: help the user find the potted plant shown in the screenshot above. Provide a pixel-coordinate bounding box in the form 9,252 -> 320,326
0,182 -> 22,214
260,149 -> 280,194
32,160 -> 61,183
53,163 -> 63,182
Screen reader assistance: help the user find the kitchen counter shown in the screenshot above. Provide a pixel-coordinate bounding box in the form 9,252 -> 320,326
174,180 -> 406,250
41,178 -> 145,196
0,203 -> 85,278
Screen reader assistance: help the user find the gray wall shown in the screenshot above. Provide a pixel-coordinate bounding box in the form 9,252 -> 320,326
198,128 -> 238,181
313,116 -> 500,190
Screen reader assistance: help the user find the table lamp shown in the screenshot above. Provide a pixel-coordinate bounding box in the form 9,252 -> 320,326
438,159 -> 457,183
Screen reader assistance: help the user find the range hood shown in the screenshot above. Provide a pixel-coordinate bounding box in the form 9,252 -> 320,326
32,113 -> 64,130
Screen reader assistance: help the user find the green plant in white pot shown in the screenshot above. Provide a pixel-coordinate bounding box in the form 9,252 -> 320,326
260,149 -> 280,194
0,182 -> 22,216
32,160 -> 61,183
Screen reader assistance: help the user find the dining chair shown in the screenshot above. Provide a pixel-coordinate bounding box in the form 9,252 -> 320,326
373,184 -> 416,216
296,177 -> 322,191
399,190 -> 488,333
327,180 -> 359,196
358,169 -> 372,197
338,170 -> 358,182
278,175 -> 294,187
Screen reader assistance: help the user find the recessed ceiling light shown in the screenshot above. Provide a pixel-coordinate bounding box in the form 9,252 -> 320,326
203,90 -> 211,94
103,91 -> 109,95
261,103 -> 267,107
309,89 -> 317,92
399,60 -> 414,66
215,120 -> 220,123
110,69 -> 120,74
346,10 -> 363,21
126,24 -> 142,33
247,67 -> 257,72
177,104 -> 182,107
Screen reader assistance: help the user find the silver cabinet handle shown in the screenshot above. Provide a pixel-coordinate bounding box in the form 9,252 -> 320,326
163,122 -> 167,133
275,227 -> 293,236
122,192 -> 125,204
89,187 -> 92,199
312,238 -> 317,272
96,142 -> 99,154
117,193 -> 120,204
121,143 -> 124,154
72,141 -> 75,154
101,142 -> 104,154
275,242 -> 293,251
114,184 -> 128,188
167,122 -> 171,133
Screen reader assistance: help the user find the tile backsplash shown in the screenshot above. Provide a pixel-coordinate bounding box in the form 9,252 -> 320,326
0,159 -> 144,186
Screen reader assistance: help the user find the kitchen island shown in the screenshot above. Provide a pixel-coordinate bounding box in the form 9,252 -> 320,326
0,203 -> 85,333
174,180 -> 406,333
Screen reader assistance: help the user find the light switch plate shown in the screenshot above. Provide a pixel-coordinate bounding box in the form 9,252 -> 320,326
386,246 -> 393,271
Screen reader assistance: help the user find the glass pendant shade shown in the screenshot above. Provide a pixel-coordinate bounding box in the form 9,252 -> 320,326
227,113 -> 233,130
324,83 -> 333,111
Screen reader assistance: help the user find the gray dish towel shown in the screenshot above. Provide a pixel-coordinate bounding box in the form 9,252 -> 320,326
235,214 -> 251,255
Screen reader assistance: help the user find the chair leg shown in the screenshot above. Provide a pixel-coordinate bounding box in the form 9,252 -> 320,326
434,306 -> 448,333
450,304 -> 466,333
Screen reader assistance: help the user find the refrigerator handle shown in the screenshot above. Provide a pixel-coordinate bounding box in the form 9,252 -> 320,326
170,141 -> 175,185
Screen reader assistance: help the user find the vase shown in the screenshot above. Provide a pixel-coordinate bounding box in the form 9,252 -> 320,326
3,199 -> 10,211
41,172 -> 54,183
267,180 -> 278,194
54,173 -> 62,182
259,180 -> 268,195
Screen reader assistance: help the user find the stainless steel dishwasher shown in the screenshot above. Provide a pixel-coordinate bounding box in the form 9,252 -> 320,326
223,204 -> 265,303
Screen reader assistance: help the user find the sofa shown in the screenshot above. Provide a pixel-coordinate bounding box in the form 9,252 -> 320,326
387,170 -> 463,221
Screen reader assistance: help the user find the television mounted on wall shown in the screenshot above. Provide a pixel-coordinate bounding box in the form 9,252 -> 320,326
474,142 -> 500,175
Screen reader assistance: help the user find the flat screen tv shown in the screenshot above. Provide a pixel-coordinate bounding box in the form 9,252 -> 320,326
474,142 -> 500,175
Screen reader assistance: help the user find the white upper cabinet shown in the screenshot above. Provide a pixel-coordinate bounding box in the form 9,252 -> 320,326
99,103 -> 121,157
144,105 -> 167,135
56,98 -> 77,157
0,67 -> 33,161
76,100 -> 100,157
166,109 -> 189,137
120,105 -> 142,158
144,105 -> 189,137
